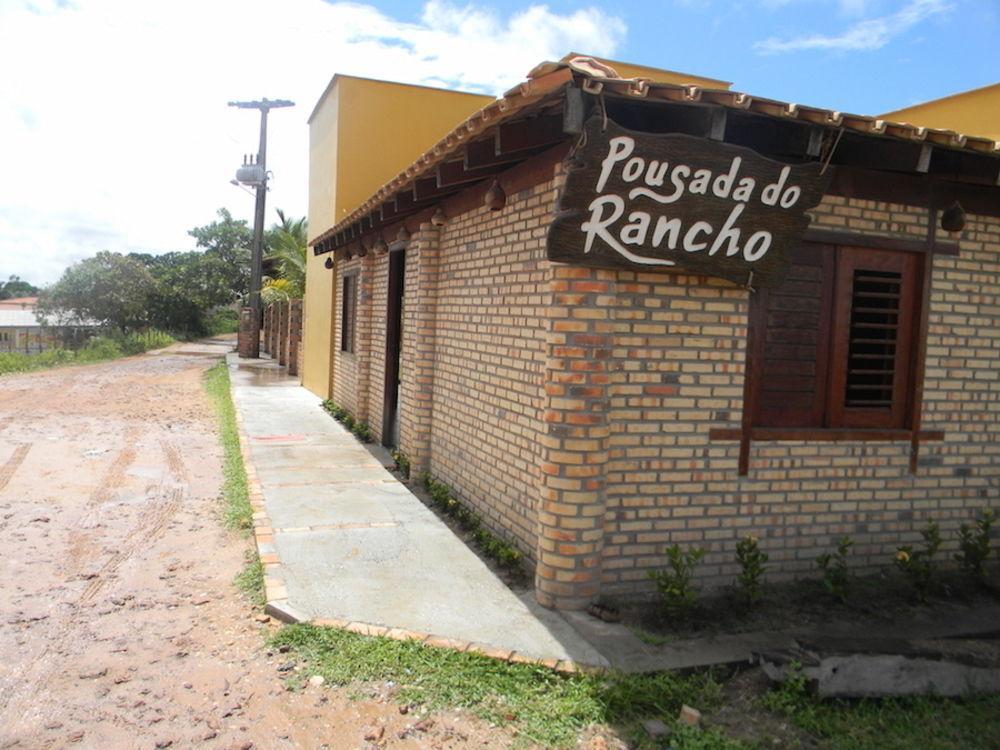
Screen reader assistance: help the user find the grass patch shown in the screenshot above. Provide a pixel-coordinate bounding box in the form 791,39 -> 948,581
235,549 -> 266,607
761,667 -> 1000,750
0,329 -> 175,376
204,361 -> 253,533
269,623 -> 742,749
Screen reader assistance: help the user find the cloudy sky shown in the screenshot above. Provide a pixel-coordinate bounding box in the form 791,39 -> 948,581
1,0 -> 996,286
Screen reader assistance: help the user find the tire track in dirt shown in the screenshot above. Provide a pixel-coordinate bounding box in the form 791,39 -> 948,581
86,427 -> 140,507
79,487 -> 183,602
0,440 -> 189,727
0,443 -> 31,493
159,438 -> 188,484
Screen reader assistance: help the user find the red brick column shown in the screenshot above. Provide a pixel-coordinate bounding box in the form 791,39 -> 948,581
237,307 -> 255,358
277,301 -> 289,366
287,300 -> 302,377
269,304 -> 280,357
262,305 -> 272,354
535,265 -> 615,610
399,223 -> 440,479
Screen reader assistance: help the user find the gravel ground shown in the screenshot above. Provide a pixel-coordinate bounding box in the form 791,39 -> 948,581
0,340 -> 519,750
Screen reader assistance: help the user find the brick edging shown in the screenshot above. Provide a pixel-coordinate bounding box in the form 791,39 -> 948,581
227,359 -> 602,675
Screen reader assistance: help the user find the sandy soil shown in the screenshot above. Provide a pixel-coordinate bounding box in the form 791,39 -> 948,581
0,341 -> 519,750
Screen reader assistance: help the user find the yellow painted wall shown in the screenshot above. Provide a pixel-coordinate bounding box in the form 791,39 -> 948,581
302,83 -> 341,396
301,75 -> 493,397
562,53 -> 731,90
881,82 -> 1000,141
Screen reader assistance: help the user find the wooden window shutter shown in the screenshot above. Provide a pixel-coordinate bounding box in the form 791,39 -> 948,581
752,243 -> 835,428
827,246 -> 920,429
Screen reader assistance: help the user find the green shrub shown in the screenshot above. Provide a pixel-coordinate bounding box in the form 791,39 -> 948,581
735,535 -> 768,607
78,337 -> 124,360
816,536 -> 853,602
205,307 -> 240,335
895,520 -> 942,601
352,422 -> 372,443
390,449 -> 411,479
955,508 -> 994,583
422,474 -> 522,574
649,544 -> 705,619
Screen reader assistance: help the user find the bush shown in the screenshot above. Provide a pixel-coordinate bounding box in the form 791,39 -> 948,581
956,508 -> 995,583
391,449 -> 411,479
895,520 -> 942,601
649,544 -> 705,619
0,329 -> 173,376
205,307 -> 240,335
816,536 -> 853,602
736,535 -> 768,607
421,473 -> 523,574
352,422 -> 372,443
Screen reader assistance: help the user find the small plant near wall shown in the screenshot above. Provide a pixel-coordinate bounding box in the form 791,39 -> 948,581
321,399 -> 347,421
895,520 -> 942,602
955,508 -> 995,584
735,535 -> 768,607
816,536 -> 853,603
419,472 -> 523,575
390,449 -> 410,479
320,400 -> 372,444
648,544 -> 705,619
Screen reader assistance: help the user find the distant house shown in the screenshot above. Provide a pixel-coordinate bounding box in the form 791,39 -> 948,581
0,297 -> 99,353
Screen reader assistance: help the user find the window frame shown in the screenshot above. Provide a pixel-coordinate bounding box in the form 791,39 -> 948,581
340,273 -> 357,354
709,233 -> 949,475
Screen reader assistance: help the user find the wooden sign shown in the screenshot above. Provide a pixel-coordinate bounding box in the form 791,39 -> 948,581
547,116 -> 830,288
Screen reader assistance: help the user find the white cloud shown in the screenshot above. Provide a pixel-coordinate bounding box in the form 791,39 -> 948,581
0,0 -> 625,285
754,0 -> 950,53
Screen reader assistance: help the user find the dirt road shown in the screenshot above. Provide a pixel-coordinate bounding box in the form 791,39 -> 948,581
0,340 -> 513,750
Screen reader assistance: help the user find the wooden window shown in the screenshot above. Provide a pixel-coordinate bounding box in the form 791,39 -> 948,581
750,243 -> 923,431
340,274 -> 357,353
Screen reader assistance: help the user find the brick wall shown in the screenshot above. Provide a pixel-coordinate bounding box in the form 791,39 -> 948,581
325,180 -> 999,609
420,181 -> 555,557
332,256 -> 363,418
592,199 -> 1000,599
367,252 -> 389,442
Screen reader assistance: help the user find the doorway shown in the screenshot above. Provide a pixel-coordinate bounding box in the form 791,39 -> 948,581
381,249 -> 405,448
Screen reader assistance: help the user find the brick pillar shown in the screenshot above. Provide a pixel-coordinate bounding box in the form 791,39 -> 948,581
287,299 -> 302,377
262,305 -> 272,354
535,264 -> 615,610
354,251 -> 375,424
277,301 -> 289,366
237,306 -> 255,358
269,304 -> 280,357
399,223 -> 440,480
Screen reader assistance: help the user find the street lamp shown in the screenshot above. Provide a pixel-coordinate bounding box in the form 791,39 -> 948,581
228,97 -> 294,358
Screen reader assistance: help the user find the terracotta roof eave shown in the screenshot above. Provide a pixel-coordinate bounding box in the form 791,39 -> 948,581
312,62 -> 1000,247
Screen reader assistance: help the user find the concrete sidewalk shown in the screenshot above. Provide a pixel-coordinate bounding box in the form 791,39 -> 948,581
228,354 -> 607,667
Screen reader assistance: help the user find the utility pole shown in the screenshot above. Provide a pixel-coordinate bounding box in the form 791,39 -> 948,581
228,97 -> 294,358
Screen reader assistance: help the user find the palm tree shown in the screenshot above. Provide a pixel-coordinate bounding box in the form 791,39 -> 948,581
262,209 -> 307,302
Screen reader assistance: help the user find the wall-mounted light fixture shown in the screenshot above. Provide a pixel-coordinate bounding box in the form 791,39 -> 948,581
941,200 -> 966,233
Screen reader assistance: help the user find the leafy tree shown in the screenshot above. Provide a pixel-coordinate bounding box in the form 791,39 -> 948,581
188,208 -> 253,302
37,251 -> 157,331
130,251 -> 232,336
262,209 -> 307,301
0,275 -> 39,299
